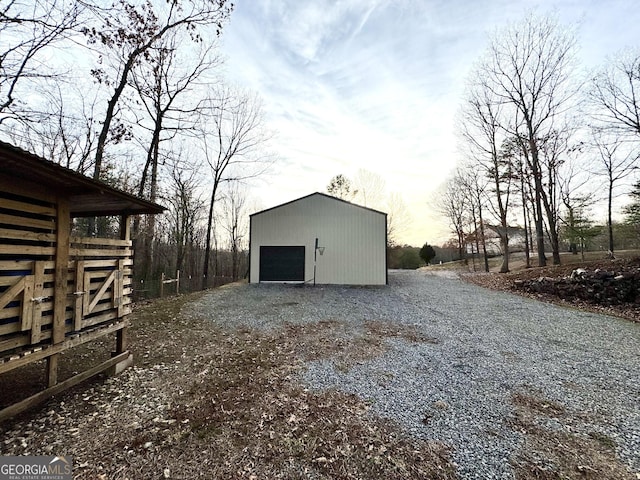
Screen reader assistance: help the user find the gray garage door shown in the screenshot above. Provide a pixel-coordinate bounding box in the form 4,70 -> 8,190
259,246 -> 305,282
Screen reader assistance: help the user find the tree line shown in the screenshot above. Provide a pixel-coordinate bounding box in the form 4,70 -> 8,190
441,12 -> 639,272
1,0 -> 272,294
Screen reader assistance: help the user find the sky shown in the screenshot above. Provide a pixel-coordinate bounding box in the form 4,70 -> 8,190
218,0 -> 640,246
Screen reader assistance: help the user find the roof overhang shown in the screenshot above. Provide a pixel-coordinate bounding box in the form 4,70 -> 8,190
0,141 -> 165,217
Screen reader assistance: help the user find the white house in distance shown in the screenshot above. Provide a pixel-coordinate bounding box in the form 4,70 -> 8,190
249,192 -> 387,285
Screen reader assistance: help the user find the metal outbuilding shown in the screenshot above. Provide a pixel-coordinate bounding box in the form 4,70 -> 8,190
249,192 -> 387,285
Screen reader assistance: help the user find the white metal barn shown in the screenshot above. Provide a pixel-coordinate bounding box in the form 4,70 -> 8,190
249,193 -> 387,285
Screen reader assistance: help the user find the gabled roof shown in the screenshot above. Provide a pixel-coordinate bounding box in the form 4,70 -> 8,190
0,141 -> 165,217
250,192 -> 388,218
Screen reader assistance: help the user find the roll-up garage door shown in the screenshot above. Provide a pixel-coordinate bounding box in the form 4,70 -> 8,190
259,246 -> 305,282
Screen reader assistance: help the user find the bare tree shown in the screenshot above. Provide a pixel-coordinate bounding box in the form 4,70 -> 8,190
165,158 -> 205,275
198,87 -> 270,289
589,50 -> 640,139
349,169 -> 410,246
7,84 -> 99,172
220,182 -> 249,281
82,0 -> 233,181
385,192 -> 412,248
0,0 -> 82,125
129,32 -> 221,274
478,12 -> 578,266
352,169 -> 386,208
458,164 -> 491,272
591,129 -> 638,255
131,33 -> 221,201
438,173 -> 469,263
460,82 -> 513,272
536,127 -> 573,264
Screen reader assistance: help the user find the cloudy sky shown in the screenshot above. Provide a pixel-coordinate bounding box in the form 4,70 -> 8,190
219,0 -> 640,246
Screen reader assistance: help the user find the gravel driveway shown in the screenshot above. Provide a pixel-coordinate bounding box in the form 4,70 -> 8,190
190,269 -> 640,479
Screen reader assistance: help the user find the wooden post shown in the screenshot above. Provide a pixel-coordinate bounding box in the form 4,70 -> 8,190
74,260 -> 85,331
160,272 -> 165,298
176,270 -> 180,294
109,214 -> 133,376
47,355 -> 58,388
30,262 -> 45,344
48,198 -> 70,388
115,326 -> 128,355
53,198 -> 70,345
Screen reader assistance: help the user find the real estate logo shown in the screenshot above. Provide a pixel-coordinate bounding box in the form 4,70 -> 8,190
0,456 -> 72,480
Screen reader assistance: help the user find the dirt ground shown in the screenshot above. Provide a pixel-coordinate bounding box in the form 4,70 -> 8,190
1,260 -> 639,479
0,290 -> 458,479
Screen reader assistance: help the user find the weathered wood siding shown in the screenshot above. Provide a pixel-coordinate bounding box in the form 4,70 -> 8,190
0,182 -> 132,361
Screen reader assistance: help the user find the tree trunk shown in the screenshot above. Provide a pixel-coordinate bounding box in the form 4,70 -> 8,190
202,189 -> 215,290
477,204 -> 489,273
528,141 -> 547,267
608,180 -> 615,255
522,188 -> 531,269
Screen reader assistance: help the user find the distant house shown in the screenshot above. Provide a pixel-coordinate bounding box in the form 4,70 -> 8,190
482,224 -> 528,254
249,193 -> 387,285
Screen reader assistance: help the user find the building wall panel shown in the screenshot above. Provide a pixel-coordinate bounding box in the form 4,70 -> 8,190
250,194 -> 386,285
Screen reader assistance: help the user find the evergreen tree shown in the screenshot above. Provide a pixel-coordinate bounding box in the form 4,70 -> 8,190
419,243 -> 436,264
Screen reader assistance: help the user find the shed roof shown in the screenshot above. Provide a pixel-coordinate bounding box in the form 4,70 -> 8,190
0,141 -> 165,217
250,192 -> 387,218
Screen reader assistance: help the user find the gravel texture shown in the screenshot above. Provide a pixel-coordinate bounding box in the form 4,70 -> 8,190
189,269 -> 640,479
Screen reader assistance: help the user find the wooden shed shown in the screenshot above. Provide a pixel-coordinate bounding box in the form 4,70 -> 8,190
0,141 -> 164,420
249,193 -> 387,285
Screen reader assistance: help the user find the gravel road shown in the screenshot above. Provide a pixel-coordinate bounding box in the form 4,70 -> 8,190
190,269 -> 640,479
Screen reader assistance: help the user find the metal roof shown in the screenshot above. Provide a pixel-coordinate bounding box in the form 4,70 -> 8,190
250,192 -> 388,218
0,141 -> 165,217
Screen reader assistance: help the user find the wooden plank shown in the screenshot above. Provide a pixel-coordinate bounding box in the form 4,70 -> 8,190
0,212 -> 55,230
0,245 -> 56,256
116,260 -> 124,317
53,199 -> 70,345
0,327 -> 54,353
0,175 -> 57,203
83,259 -> 131,268
0,315 -> 19,334
0,351 -> 130,422
0,261 -> 34,271
82,271 -> 91,317
0,320 -> 127,374
70,236 -> 132,247
30,262 -> 45,343
73,261 -> 85,331
0,276 -> 26,310
20,275 -> 34,331
0,278 -> 26,288
88,270 -> 116,313
82,295 -> 130,316
0,228 -> 56,243
69,247 -> 132,258
0,333 -> 32,353
0,197 -> 56,216
82,309 -> 130,329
